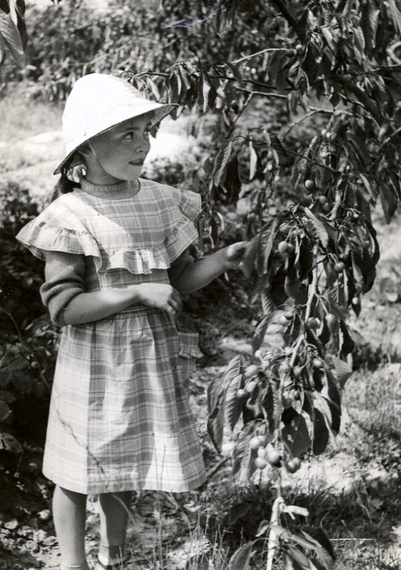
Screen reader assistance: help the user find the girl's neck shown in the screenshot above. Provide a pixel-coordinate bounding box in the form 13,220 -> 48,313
80,178 -> 142,200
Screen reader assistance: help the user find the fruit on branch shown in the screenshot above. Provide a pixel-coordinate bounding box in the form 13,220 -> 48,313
244,364 -> 259,379
255,457 -> 268,469
245,380 -> 258,393
236,388 -> 248,400
305,179 -> 316,191
221,440 -> 236,454
293,365 -> 303,378
257,446 -> 267,459
279,314 -> 292,326
307,317 -> 319,330
312,357 -> 324,369
286,457 -> 302,473
249,436 -> 263,450
325,313 -> 337,328
278,241 -> 290,254
266,446 -> 282,466
334,261 -> 346,273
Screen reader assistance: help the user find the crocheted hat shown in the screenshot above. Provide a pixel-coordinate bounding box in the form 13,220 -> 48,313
54,73 -> 177,175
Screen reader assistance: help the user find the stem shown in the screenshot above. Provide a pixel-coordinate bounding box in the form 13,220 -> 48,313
305,251 -> 319,322
282,108 -> 332,137
379,124 -> 401,150
289,334 -> 304,368
233,47 -> 294,65
328,186 -> 343,221
236,87 -> 287,99
266,496 -> 284,570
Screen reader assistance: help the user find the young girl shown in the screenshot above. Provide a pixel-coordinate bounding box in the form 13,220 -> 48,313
16,73 -> 247,570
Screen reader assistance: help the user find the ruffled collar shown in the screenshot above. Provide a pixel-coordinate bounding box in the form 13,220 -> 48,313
79,178 -> 142,200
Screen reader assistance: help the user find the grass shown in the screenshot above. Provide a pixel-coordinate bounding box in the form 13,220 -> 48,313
0,85 -> 62,143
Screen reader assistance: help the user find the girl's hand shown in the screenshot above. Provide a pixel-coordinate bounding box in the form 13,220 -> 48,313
224,241 -> 249,271
135,283 -> 183,316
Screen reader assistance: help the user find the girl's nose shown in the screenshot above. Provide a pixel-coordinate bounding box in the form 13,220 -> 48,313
137,135 -> 150,153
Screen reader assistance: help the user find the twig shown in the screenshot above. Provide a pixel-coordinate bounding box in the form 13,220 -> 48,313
378,124 -> 401,150
233,47 -> 293,65
282,108 -> 332,137
206,455 -> 229,479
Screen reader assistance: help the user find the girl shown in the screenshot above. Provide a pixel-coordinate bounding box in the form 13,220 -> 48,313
16,73 -> 247,570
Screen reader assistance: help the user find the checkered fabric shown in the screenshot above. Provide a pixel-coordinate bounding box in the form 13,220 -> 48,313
16,179 -> 206,494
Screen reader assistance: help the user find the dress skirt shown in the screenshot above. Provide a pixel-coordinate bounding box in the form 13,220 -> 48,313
42,307 -> 206,494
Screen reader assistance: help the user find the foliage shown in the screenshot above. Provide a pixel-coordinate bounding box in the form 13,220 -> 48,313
132,2 -> 401,566
0,183 -> 58,455
2,0 -> 401,566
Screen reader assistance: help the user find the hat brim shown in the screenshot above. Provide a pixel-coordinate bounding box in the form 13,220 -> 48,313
53,103 -> 177,175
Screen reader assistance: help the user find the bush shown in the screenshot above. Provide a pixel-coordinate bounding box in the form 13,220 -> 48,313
0,183 -> 58,457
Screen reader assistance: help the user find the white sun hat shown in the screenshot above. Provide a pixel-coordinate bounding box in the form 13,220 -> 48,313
54,73 -> 177,175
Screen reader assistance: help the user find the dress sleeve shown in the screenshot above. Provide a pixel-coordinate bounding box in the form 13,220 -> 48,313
15,196 -> 101,262
164,188 -> 202,263
40,251 -> 85,326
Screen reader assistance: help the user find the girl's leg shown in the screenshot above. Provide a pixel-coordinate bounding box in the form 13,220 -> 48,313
52,485 -> 89,570
97,491 -> 132,566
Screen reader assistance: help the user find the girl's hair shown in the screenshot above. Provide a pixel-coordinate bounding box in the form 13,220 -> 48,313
51,172 -> 80,202
50,145 -> 89,202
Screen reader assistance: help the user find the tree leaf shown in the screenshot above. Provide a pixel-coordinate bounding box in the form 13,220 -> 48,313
226,61 -> 244,86
312,408 -> 330,455
213,139 -> 233,186
283,545 -> 311,570
207,390 -> 225,451
11,370 -> 31,393
0,432 -> 22,453
0,401 -> 11,422
0,8 -> 25,68
388,0 -> 401,34
304,208 -> 329,248
282,413 -> 312,457
222,156 -> 241,204
232,422 -> 257,482
0,390 -> 15,403
223,355 -> 244,431
199,71 -> 211,113
228,541 -> 254,570
224,373 -> 243,431
330,356 -> 352,388
249,142 -> 258,181
301,528 -> 335,567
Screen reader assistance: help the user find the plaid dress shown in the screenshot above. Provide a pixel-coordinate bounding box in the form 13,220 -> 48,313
16,179 -> 206,494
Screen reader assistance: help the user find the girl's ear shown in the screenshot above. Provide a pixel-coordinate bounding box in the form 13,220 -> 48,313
66,151 -> 87,184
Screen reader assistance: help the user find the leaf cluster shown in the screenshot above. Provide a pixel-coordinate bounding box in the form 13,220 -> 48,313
0,183 -> 58,457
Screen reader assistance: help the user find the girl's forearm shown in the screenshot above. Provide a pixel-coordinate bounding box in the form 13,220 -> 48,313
171,249 -> 229,294
62,286 -> 142,325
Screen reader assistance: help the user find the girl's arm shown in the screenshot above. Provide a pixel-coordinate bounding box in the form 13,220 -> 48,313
169,242 -> 248,294
42,251 -> 182,325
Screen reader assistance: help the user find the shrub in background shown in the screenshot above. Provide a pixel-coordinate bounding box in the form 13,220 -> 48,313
0,183 -> 58,458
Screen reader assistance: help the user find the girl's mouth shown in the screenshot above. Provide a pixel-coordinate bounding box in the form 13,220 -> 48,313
129,160 -> 144,166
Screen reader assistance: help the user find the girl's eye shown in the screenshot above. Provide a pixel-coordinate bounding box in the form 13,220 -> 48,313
123,129 -> 150,140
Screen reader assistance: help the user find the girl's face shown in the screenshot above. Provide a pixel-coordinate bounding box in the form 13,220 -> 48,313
85,113 -> 152,185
